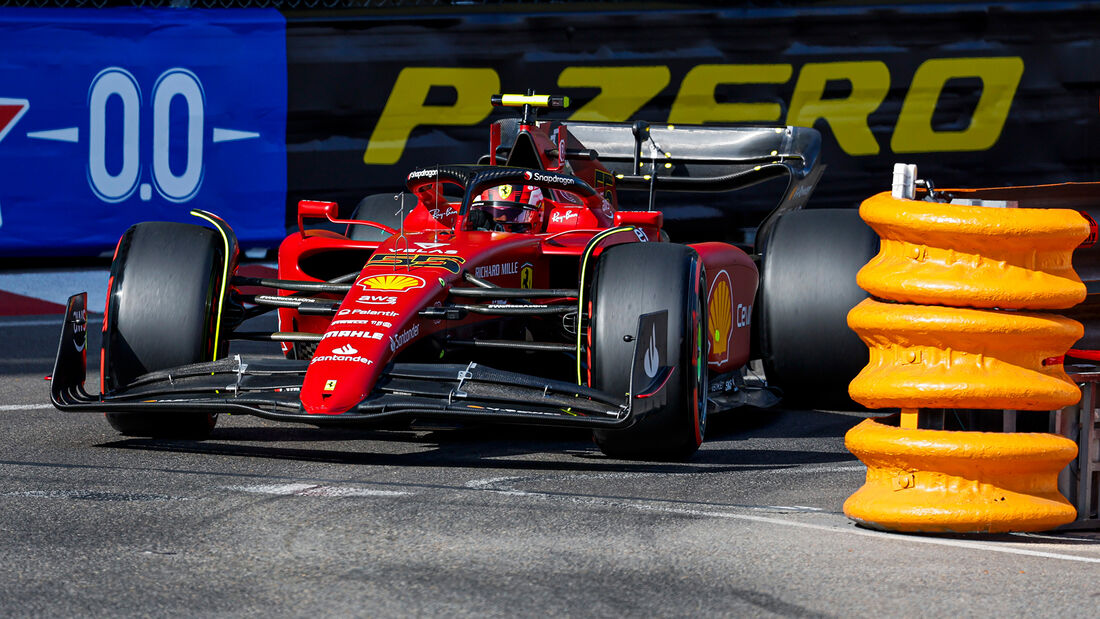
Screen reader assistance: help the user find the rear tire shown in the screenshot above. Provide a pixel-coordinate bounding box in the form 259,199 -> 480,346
103,222 -> 227,439
589,243 -> 707,461
757,208 -> 879,408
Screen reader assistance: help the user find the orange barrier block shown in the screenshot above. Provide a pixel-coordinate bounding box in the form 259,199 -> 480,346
857,192 -> 1088,309
844,417 -> 1077,533
847,298 -> 1082,410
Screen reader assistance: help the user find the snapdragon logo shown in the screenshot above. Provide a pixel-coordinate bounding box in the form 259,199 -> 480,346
408,169 -> 440,180
523,170 -> 574,185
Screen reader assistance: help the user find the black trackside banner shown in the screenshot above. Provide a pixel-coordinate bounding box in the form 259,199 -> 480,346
285,3 -> 1100,242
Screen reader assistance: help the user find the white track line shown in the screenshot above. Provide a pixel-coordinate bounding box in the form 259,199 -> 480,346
639,503 -> 1100,565
0,404 -> 54,411
465,477 -> 1100,565
226,483 -> 411,497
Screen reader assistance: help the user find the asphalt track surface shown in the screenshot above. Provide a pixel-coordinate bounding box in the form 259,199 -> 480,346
2,269 -> 1100,617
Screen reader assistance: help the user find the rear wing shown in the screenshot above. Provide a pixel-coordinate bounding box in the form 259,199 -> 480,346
496,119 -> 824,250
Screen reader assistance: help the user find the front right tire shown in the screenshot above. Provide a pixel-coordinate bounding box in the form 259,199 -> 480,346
347,193 -> 411,242
757,208 -> 879,408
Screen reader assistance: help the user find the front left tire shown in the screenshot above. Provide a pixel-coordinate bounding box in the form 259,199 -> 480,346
102,221 -> 228,439
588,243 -> 708,461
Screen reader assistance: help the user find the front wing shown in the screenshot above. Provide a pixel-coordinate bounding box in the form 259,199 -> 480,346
50,294 -> 674,430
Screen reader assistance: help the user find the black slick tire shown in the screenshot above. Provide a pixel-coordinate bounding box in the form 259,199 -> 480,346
589,243 -> 707,461
757,208 -> 879,408
102,222 -> 227,439
348,193 -> 411,242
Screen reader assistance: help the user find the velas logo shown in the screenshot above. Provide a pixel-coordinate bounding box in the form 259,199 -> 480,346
0,98 -> 29,144
358,274 -> 425,292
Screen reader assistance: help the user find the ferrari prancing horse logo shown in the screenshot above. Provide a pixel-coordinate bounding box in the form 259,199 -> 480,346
520,263 -> 533,289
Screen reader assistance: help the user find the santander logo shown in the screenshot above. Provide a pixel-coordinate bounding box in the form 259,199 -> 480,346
332,344 -> 358,355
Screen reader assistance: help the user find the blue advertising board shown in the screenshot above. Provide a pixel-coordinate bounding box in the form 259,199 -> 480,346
0,8 -> 287,257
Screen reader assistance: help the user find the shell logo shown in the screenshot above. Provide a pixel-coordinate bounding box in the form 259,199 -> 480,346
357,274 -> 425,292
707,270 -> 733,364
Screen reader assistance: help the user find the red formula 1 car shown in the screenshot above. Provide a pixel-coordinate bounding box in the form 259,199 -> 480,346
51,94 -> 877,460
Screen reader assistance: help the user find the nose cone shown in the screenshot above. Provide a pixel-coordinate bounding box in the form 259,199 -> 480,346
300,269 -> 445,415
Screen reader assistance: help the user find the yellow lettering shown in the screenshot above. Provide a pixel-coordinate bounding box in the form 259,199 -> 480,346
891,57 -> 1024,153
557,66 -> 670,122
363,67 -> 500,165
668,64 -> 792,124
787,61 -> 890,156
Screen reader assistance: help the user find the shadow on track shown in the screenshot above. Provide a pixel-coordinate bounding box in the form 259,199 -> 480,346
95,407 -> 863,472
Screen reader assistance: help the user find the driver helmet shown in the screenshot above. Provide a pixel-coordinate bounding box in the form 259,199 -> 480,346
471,184 -> 545,232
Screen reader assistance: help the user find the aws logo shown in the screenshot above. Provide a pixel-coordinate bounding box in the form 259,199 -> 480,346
364,58 -> 1024,165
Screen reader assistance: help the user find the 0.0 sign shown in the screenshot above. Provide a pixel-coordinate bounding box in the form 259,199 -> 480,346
88,67 -> 204,204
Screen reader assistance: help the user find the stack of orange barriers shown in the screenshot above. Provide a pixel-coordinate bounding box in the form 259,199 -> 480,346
843,190 -> 1088,532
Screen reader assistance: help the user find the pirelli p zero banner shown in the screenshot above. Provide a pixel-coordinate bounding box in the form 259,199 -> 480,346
285,3 -> 1100,241
2,3 -> 1099,256
0,8 -> 287,257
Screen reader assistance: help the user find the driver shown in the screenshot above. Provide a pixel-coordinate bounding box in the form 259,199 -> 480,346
466,184 -> 545,232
